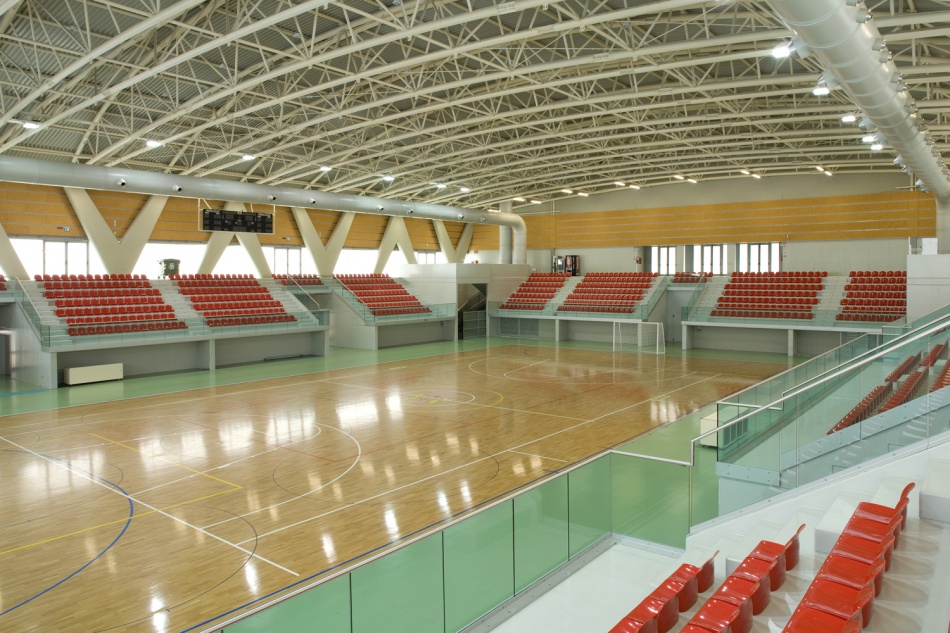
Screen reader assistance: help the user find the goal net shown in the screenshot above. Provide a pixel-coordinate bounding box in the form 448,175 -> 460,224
613,321 -> 666,355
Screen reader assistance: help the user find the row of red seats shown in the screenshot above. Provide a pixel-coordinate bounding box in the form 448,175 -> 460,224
508,293 -> 556,301
827,384 -> 892,434
733,271 -> 828,277
921,341 -> 948,367
880,368 -> 928,412
576,282 -> 652,290
352,288 -> 412,297
557,305 -> 635,314
176,279 -> 263,289
182,289 -> 270,300
723,289 -> 818,299
68,321 -> 186,336
672,272 -> 711,283
42,279 -> 153,290
46,288 -> 161,300
719,296 -> 818,307
499,303 -> 544,310
844,285 -> 905,293
55,296 -> 165,308
57,304 -> 173,318
843,293 -> 905,301
371,306 -> 431,316
193,301 -> 282,311
37,273 -> 147,282
835,313 -> 903,323
563,298 -> 640,306
566,293 -> 645,302
884,353 -> 920,383
849,270 -> 904,276
782,484 -> 914,632
528,272 -> 573,277
930,358 -> 950,392
169,274 -> 255,280
64,313 -> 178,326
206,315 -> 296,327
584,272 -> 657,278
335,273 -> 389,279
711,310 -> 815,320
366,301 -> 424,309
841,307 -> 904,315
272,274 -> 323,286
608,552 -> 716,632
725,282 -> 823,291
204,308 -> 287,318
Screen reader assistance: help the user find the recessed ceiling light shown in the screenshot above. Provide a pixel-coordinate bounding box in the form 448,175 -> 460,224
21,121 -> 40,130
382,174 -> 395,182
145,139 -> 163,148
530,199 -> 542,204
673,174 -> 685,180
614,181 -> 626,187
242,154 -> 256,161
319,165 -> 332,172
862,134 -> 876,143
629,184 -> 640,190
813,86 -> 830,96
577,192 -> 589,197
513,197 -> 526,202
460,186 -> 471,193
740,169 -> 750,175
841,114 -> 857,123
815,166 -> 824,171
435,183 -> 447,189
824,170 -> 833,176
561,189 -> 573,194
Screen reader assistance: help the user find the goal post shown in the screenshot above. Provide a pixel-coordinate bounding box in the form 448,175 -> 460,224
613,321 -> 666,355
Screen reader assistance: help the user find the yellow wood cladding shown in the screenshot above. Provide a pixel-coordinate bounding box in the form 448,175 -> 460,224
0,182 -> 935,252
525,191 -> 935,248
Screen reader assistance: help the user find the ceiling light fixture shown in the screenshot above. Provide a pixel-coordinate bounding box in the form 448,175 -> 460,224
751,173 -> 762,179
871,143 -> 884,151
771,42 -> 791,59
319,165 -> 332,172
382,174 -> 395,182
145,139 -> 163,148
673,174 -> 685,180
614,181 -> 626,187
824,170 -> 833,176
629,184 -> 640,190
460,186 -> 471,193
530,199 -> 542,204
435,183 -> 447,189
813,85 -> 830,96
841,114 -> 857,123
561,189 -> 573,194
242,154 -> 256,161
21,121 -> 39,130
815,166 -> 825,171
577,192 -> 589,197
862,134 -> 876,143
513,197 -> 526,202
687,178 -> 698,184
740,169 -> 750,175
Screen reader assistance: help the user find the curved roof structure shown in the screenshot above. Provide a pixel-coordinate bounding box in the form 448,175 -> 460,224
0,0 -> 948,210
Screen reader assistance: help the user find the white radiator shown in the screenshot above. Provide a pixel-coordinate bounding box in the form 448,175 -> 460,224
63,362 -> 123,385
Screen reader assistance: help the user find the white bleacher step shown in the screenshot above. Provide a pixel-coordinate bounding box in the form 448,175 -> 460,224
920,458 -> 950,523
814,476 -> 919,554
723,511 -> 820,577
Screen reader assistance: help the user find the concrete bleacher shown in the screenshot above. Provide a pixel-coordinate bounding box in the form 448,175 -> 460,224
499,272 -> 572,311
836,270 -> 908,323
556,272 -> 658,315
710,271 -> 827,320
171,274 -> 295,326
35,273 -> 187,335
491,441 -> 950,633
334,273 -> 431,316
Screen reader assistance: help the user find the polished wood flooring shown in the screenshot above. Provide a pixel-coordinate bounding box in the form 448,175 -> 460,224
0,345 -> 787,632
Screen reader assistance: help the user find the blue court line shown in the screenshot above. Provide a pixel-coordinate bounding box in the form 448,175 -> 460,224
0,451 -> 135,618
0,388 -> 46,397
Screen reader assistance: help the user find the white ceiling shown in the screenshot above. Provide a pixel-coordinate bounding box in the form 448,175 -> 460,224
1,0 -> 948,210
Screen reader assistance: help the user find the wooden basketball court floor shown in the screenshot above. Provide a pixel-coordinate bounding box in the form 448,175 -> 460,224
0,341 -> 791,633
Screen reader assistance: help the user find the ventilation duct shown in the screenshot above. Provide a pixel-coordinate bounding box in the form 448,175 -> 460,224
766,0 -> 950,201
0,155 -> 528,264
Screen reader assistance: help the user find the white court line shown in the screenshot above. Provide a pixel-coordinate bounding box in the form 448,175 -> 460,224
236,372 -> 726,544
502,359 -> 549,378
0,434 -> 299,577
508,450 -> 569,463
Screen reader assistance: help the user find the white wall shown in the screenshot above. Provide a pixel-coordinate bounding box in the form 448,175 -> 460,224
783,238 -> 908,275
907,254 -> 950,322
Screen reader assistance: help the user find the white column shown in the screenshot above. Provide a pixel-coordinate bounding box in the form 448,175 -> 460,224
499,201 -> 513,264
433,220 -> 461,263
64,188 -> 168,273
937,198 -> 950,254
0,221 -> 28,279
197,232 -> 234,274
236,233 -> 272,278
292,208 -> 354,276
374,216 -> 417,274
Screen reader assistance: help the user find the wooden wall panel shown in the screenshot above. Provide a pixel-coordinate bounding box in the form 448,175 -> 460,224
524,191 -> 935,248
345,213 -> 389,249
469,224 -> 500,251
0,182 -> 81,238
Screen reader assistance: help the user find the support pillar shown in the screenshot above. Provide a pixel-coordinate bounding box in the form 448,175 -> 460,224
937,198 -> 950,254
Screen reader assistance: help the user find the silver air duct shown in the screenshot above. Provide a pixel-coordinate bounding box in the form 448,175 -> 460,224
0,155 -> 528,264
766,0 -> 950,200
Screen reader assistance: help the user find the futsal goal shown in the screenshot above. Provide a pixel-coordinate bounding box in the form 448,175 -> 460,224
612,321 -> 666,355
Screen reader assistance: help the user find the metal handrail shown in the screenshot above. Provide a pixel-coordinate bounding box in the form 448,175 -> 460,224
12,277 -> 49,343
688,310 -> 950,465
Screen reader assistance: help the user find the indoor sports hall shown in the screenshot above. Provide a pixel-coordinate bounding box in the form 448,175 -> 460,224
2,1 -> 950,633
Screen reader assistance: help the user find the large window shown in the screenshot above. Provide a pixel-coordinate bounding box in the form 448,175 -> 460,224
693,244 -> 725,275
10,238 -> 95,278
738,242 -> 781,273
650,246 -> 676,275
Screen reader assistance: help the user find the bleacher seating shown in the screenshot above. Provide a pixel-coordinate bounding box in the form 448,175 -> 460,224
499,272 -> 571,311
827,384 -> 892,434
335,273 -> 431,316
273,274 -> 323,286
781,486 -> 912,632
556,272 -> 657,314
172,274 -> 296,326
836,270 -> 907,323
931,358 -> 950,392
921,340 -> 948,367
0,273 -> 6,291
37,273 -> 187,335
884,352 -> 921,383
879,368 -> 929,412
672,272 -> 711,283
710,271 -> 826,320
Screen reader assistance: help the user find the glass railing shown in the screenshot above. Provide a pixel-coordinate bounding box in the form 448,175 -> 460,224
685,305 -> 906,328
201,455 -> 612,633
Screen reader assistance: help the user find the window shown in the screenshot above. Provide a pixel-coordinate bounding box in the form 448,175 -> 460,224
737,242 -> 781,273
651,246 -> 676,275
693,244 -> 725,275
